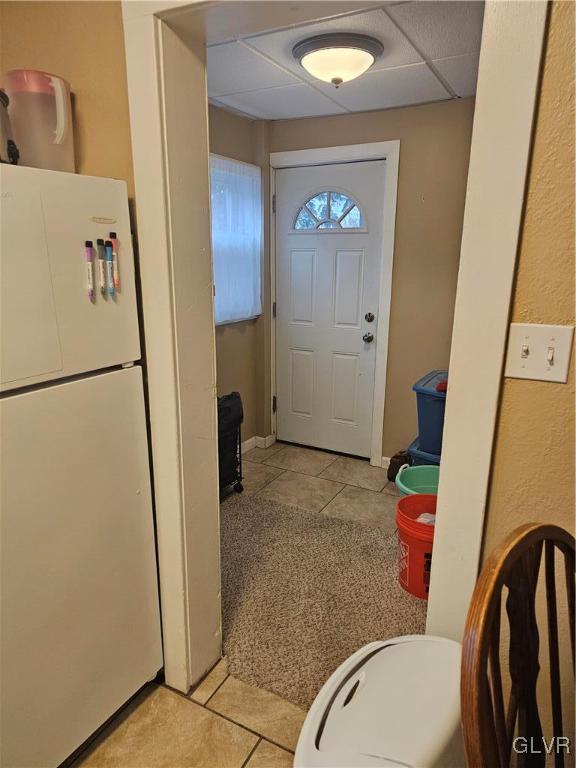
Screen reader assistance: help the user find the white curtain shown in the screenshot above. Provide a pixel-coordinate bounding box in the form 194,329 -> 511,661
210,155 -> 262,325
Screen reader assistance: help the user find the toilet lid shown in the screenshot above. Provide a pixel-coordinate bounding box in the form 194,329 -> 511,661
317,636 -> 461,767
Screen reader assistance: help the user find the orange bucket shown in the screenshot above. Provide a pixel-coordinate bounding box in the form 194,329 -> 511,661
396,494 -> 437,599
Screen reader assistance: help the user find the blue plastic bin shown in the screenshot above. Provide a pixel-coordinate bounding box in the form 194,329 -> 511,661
412,370 -> 448,455
408,437 -> 440,466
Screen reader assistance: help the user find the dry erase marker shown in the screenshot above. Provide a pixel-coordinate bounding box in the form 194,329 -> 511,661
109,231 -> 120,291
85,240 -> 95,302
105,240 -> 115,299
96,238 -> 106,299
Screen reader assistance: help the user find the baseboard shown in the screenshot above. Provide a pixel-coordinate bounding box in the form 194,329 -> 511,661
241,435 -> 276,454
241,436 -> 256,454
255,434 -> 276,449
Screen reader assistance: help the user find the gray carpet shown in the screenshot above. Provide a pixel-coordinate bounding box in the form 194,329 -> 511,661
220,493 -> 427,709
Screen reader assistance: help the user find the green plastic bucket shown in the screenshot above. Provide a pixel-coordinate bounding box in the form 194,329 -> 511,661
395,464 -> 440,495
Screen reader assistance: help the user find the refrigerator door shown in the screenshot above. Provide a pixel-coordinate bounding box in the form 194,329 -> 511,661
0,165 -> 141,392
0,366 -> 163,768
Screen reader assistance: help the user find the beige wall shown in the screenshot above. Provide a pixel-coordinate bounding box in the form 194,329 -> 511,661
270,98 -> 475,457
1,1 -> 475,458
483,1 -> 575,751
0,4 -> 271,441
0,1 -> 134,198
212,99 -> 476,454
483,0 -> 575,553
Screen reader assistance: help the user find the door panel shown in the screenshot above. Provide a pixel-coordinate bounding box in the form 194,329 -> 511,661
276,161 -> 386,457
290,348 -> 314,416
0,367 -> 162,768
331,353 -> 359,424
290,249 -> 316,324
0,183 -> 63,384
0,166 -> 141,392
334,249 -> 364,328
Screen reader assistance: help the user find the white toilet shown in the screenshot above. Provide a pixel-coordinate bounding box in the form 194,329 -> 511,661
294,635 -> 465,768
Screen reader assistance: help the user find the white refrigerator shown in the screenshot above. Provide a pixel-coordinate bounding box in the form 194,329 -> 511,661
0,165 -> 163,768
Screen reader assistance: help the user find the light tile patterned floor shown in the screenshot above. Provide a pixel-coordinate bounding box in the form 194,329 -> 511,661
258,470 -> 344,513
75,443 -> 400,767
75,661 -> 300,768
243,442 -> 400,530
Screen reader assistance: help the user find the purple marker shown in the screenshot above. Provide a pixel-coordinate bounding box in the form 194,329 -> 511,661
85,240 -> 95,303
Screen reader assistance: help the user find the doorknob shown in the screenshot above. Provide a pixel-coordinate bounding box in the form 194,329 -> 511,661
362,333 -> 374,343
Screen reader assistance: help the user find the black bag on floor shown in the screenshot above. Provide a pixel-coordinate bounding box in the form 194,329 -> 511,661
218,392 -> 244,494
387,450 -> 411,482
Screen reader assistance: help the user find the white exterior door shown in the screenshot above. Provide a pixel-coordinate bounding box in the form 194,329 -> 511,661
275,160 -> 387,458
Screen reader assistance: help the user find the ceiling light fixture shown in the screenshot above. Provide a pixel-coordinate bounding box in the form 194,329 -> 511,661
292,33 -> 383,88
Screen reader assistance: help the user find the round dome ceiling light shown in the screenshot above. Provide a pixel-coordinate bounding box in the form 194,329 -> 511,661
292,33 -> 384,87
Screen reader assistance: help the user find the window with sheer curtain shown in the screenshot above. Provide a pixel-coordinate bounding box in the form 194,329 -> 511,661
210,155 -> 263,325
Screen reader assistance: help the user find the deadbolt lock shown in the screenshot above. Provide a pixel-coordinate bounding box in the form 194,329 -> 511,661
362,333 -> 374,343
365,312 -> 375,322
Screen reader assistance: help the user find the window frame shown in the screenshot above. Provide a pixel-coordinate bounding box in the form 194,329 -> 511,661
291,188 -> 368,234
209,152 -> 264,326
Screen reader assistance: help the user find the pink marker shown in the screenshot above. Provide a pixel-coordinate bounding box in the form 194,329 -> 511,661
85,240 -> 95,302
109,231 -> 120,291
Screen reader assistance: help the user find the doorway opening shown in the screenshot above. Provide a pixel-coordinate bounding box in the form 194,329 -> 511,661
200,0 -> 482,709
123,0 -> 548,716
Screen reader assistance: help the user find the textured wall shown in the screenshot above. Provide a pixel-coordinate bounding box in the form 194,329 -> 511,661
483,1 -> 575,753
271,98 -> 475,457
484,0 -> 575,548
0,1 -> 134,197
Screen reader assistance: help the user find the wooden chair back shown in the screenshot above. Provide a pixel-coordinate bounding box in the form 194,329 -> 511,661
461,523 -> 575,768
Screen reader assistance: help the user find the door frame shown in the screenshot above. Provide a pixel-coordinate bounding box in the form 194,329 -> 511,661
269,142 -> 400,467
122,0 -> 549,688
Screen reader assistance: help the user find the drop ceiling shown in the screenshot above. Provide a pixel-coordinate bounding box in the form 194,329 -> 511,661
207,1 -> 484,120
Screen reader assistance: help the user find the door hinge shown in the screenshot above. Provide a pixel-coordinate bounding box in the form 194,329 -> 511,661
272,395 -> 277,413
272,193 -> 276,214
272,301 -> 276,318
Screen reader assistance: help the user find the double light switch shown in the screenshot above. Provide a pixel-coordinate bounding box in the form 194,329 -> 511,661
505,323 -> 575,383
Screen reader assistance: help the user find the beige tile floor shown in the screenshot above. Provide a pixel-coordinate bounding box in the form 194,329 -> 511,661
75,659 -> 302,768
74,443 -> 399,767
243,443 -> 401,530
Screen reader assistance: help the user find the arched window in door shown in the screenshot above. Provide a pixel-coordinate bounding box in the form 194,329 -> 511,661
293,191 -> 366,231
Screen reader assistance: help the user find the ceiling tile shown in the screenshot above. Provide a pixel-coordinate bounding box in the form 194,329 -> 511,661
207,42 -> 299,97
216,84 -> 347,120
218,83 -> 345,120
432,53 -> 479,98
387,1 -> 484,60
244,8 -> 422,85
324,62 -> 450,112
200,2 -> 384,46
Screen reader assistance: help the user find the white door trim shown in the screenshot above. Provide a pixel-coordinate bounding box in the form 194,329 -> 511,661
122,0 -> 549,686
122,6 -> 221,693
270,167 -> 278,438
269,142 -> 400,467
123,11 -> 189,693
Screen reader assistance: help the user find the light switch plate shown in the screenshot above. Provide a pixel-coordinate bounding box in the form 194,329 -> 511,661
505,323 -> 574,382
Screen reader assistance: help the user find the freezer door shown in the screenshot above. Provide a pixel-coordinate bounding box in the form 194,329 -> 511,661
1,165 -> 141,392
0,366 -> 163,768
